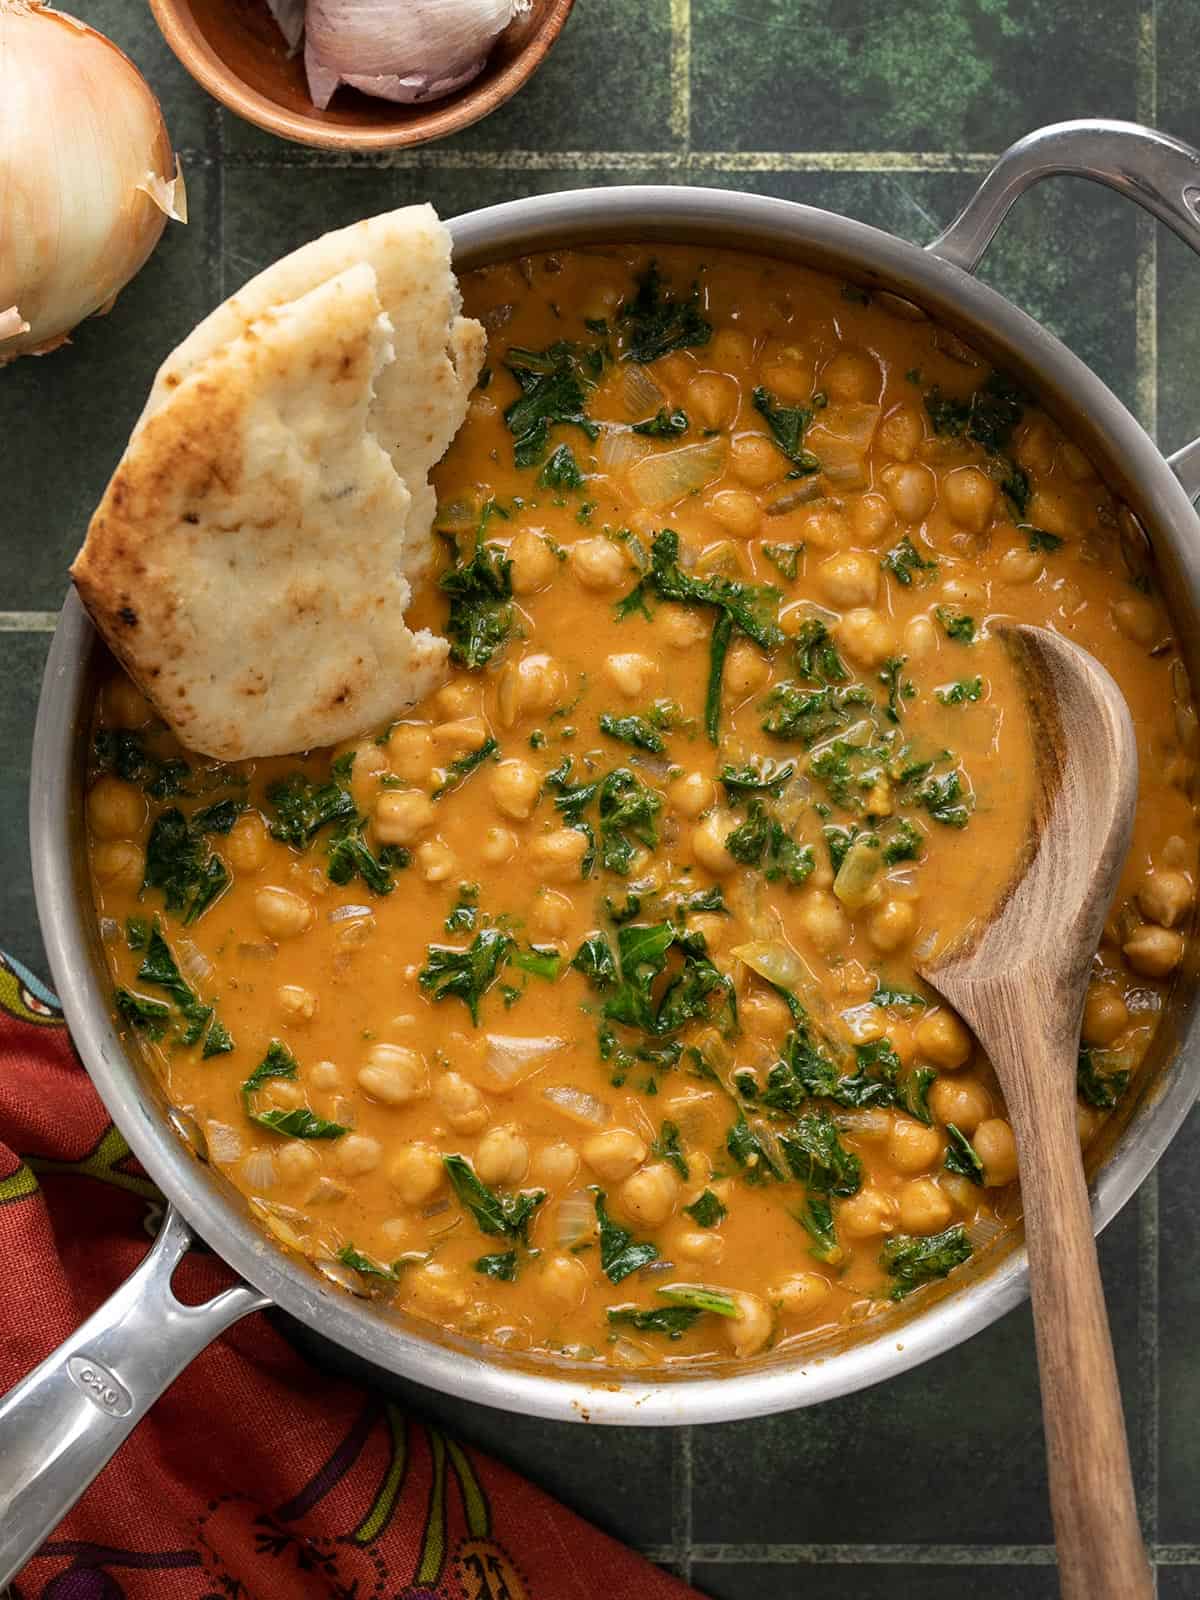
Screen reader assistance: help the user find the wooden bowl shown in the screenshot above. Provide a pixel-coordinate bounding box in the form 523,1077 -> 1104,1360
148,0 -> 576,151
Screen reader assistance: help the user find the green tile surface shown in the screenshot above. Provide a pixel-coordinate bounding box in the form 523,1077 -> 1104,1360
4,2 -> 1200,1595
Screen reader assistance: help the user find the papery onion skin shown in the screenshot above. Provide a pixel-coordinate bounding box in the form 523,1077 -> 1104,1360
304,0 -> 527,111
0,1 -> 182,362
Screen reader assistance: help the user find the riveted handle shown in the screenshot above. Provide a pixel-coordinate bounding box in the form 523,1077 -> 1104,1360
0,1206 -> 269,1588
927,119 -> 1200,499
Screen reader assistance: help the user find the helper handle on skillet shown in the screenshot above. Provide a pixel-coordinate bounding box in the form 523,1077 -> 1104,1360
926,118 -> 1200,500
0,1205 -> 268,1589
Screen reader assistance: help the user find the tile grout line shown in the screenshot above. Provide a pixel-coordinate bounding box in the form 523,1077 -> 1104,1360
0,613 -> 58,633
1134,0 -> 1159,444
671,1425 -> 694,1583
641,1542 -> 1200,1567
669,0 -> 691,151
173,146 -> 998,175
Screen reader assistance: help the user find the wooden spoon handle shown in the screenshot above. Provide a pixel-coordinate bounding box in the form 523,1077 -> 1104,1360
1012,1081 -> 1151,1598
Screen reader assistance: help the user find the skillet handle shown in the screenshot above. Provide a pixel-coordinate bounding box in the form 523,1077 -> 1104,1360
0,1205 -> 269,1589
927,118 -> 1200,499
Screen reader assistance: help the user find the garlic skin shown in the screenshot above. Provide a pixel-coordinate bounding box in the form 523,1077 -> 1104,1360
0,2 -> 184,362
304,0 -> 529,111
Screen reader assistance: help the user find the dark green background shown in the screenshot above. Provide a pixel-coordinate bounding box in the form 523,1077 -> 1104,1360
3,3 -> 1199,1593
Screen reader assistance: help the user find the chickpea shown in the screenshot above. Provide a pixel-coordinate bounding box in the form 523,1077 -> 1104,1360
432,716 -> 490,758
436,1071 -> 489,1134
689,911 -> 727,953
531,828 -> 589,884
878,403 -> 924,462
1137,869 -> 1194,929
759,348 -> 813,403
903,614 -> 937,660
416,839 -> 457,883
929,1075 -> 991,1134
656,602 -> 711,649
374,789 -> 436,846
881,461 -> 936,522
868,898 -> 918,953
941,466 -> 995,532
277,984 -> 316,1024
691,812 -> 737,875
1112,595 -> 1160,647
480,826 -> 516,864
434,681 -> 476,720
998,545 -> 1044,585
914,1008 -> 973,1068
389,1141 -> 445,1205
604,651 -> 658,698
688,371 -> 739,429
407,1261 -> 467,1318
620,1162 -> 681,1227
740,987 -> 793,1039
387,723 -> 435,785
799,504 -> 851,552
489,759 -> 541,822
1123,924 -> 1184,978
277,1142 -> 318,1186
974,1117 -> 1019,1186
582,1128 -> 647,1183
836,607 -> 897,669
816,551 -> 879,609
255,885 -> 313,941
897,1177 -> 954,1234
536,1252 -> 589,1310
674,1228 -> 724,1264
92,838 -> 145,892
1060,441 -> 1094,481
524,892 -> 567,940
223,812 -> 266,874
723,1291 -> 774,1358
499,654 -> 566,727
87,776 -> 146,840
711,327 -> 753,370
886,1115 -> 943,1174
337,1135 -> 382,1178
724,641 -> 772,697
707,489 -> 761,540
840,1186 -> 898,1239
939,575 -> 985,611
475,1125 -> 530,1186
103,674 -> 152,728
775,1271 -> 831,1317
347,742 -> 388,811
532,1141 -> 580,1188
310,1060 -> 341,1091
1082,984 -> 1130,1046
669,771 -> 715,819
796,888 -> 849,954
508,528 -> 559,594
1015,418 -> 1056,474
823,348 -> 881,403
852,492 -> 896,547
730,431 -> 782,488
358,1042 -> 428,1106
571,536 -> 628,591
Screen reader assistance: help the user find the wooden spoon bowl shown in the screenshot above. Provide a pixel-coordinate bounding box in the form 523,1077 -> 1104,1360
917,623 -> 1150,1599
149,0 -> 576,151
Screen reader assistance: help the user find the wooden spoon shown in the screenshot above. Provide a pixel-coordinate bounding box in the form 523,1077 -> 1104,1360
916,622 -> 1150,1599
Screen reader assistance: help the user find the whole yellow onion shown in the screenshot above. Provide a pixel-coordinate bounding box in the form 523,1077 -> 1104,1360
0,1 -> 185,363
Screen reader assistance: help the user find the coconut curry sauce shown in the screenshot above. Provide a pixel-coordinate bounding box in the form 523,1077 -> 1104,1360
86,246 -> 1199,1368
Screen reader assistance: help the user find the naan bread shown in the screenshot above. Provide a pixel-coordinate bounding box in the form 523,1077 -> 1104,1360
72,206 -> 486,760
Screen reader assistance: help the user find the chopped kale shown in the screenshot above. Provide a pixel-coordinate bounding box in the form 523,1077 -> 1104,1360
1077,1045 -> 1131,1109
684,1189 -> 727,1228
726,1115 -> 785,1183
444,1153 -> 546,1244
879,656 -> 911,724
752,386 -> 819,472
134,927 -> 232,1056
249,1107 -> 348,1140
593,1188 -> 659,1281
944,1123 -> 985,1185
114,988 -> 170,1040
881,536 -> 938,588
1000,462 -> 1031,518
537,442 -> 585,490
474,1251 -> 520,1282
143,807 -> 230,924
796,1193 -> 842,1264
266,772 -> 355,848
93,729 -> 192,799
779,1112 -> 863,1195
916,770 -> 971,828
503,341 -> 600,467
326,820 -> 408,895
936,677 -> 984,705
882,1224 -> 972,1299
607,1304 -> 702,1339
760,681 -> 872,745
925,371 -> 1025,455
719,758 -> 795,800
432,737 -> 501,799
793,617 -> 850,684
659,1283 -> 739,1316
124,916 -> 152,951
724,799 -> 815,886
599,713 -> 666,754
618,262 -> 712,364
418,928 -> 515,1023
763,542 -> 805,581
881,817 -> 925,865
632,407 -> 689,437
571,931 -> 619,990
935,606 -> 976,644
445,883 -> 480,933
603,922 -> 734,1040
651,1119 -> 689,1180
241,1039 -> 300,1098
440,511 -> 515,669
336,1245 -> 398,1282
598,767 -> 663,875
1025,526 -> 1063,553
510,944 -> 563,981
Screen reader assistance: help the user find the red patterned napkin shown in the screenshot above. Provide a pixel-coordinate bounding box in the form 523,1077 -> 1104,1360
0,951 -> 699,1600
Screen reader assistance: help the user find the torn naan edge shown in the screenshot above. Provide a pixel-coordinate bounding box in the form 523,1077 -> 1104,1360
72,263 -> 452,762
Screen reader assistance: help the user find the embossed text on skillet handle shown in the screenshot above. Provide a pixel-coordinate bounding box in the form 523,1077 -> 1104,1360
0,1205 -> 268,1588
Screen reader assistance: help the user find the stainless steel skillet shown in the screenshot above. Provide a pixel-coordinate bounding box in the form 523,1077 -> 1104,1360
5,114 -> 1200,1589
